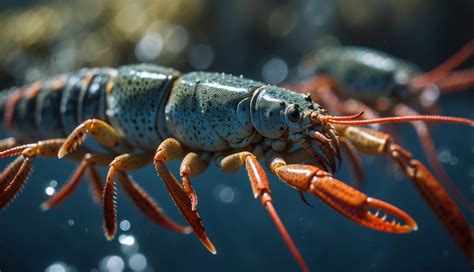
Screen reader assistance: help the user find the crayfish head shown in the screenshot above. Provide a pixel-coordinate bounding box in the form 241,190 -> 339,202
278,96 -> 341,172
250,86 -> 340,171
288,106 -> 341,173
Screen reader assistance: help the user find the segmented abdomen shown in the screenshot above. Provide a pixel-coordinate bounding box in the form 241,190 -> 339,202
0,68 -> 115,142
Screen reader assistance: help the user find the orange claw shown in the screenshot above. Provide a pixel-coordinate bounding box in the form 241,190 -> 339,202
276,164 -> 418,234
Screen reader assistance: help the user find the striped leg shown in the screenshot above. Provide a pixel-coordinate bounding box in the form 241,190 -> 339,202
40,153 -> 114,211
0,139 -> 67,209
103,153 -> 190,240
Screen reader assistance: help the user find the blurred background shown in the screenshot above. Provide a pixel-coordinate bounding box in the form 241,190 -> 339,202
0,0 -> 472,271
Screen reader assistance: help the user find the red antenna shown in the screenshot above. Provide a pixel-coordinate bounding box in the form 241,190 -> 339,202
324,112 -> 474,127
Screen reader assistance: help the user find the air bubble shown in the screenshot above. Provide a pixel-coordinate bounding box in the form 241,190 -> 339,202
261,57 -> 288,84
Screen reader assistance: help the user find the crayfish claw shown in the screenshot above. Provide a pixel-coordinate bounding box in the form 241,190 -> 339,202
365,197 -> 418,233
275,164 -> 417,234
308,175 -> 418,234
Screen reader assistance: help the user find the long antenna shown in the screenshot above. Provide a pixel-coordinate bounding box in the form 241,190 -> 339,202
325,113 -> 474,126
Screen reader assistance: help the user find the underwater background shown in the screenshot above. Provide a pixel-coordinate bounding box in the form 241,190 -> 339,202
0,0 -> 473,271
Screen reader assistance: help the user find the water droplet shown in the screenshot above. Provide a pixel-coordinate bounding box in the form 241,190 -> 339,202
213,184 -> 239,204
164,25 -> 189,53
45,262 -> 68,272
100,255 -> 124,272
261,57 -> 288,84
119,234 -> 135,246
219,186 -> 235,203
45,186 -> 55,196
120,220 -> 131,231
438,148 -> 451,164
128,253 -> 147,270
135,32 -> 163,62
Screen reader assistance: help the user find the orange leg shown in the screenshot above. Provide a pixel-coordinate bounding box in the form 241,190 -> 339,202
336,125 -> 473,261
40,153 -> 114,211
103,152 -> 190,240
410,39 -> 474,89
154,138 -> 216,254
116,171 -> 192,234
432,68 -> 474,93
87,163 -> 104,204
219,151 -> 309,272
393,103 -> 474,212
0,139 -> 67,210
58,120 -> 190,240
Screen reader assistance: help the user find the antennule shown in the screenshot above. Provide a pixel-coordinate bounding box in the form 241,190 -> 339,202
326,111 -> 365,120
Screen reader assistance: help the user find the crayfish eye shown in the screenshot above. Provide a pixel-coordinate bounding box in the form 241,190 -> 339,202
287,105 -> 301,122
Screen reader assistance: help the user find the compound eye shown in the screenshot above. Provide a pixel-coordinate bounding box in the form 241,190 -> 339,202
287,105 -> 301,122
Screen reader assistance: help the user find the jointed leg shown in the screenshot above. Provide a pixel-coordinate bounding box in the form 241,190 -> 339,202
87,163 -> 104,204
58,118 -> 130,158
218,150 -> 309,272
153,138 -> 216,254
180,152 -> 209,211
40,152 -> 115,211
410,39 -> 474,90
393,103 -> 473,212
0,139 -> 67,210
104,152 -> 189,239
116,170 -> 191,234
336,125 -> 473,261
56,119 -> 189,238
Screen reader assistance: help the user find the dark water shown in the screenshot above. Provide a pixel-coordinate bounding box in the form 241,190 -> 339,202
0,1 -> 473,272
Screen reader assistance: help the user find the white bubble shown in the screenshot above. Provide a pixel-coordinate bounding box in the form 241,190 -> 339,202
135,32 -> 163,62
419,84 -> 440,108
165,26 -> 189,53
128,253 -> 147,271
189,44 -> 214,70
213,184 -> 239,204
68,219 -> 74,226
119,220 -> 131,231
101,255 -> 125,272
119,234 -> 135,246
45,262 -> 67,272
438,149 -> 451,164
219,186 -> 235,203
261,57 -> 288,84
45,186 -> 55,196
